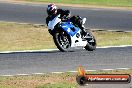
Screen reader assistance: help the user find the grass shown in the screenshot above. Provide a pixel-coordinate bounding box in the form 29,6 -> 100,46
37,82 -> 77,88
0,69 -> 132,88
0,73 -> 77,88
16,0 -> 132,7
0,22 -> 132,51
93,30 -> 132,47
0,22 -> 55,51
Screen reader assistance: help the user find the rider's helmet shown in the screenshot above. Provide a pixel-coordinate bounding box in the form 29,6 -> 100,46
47,4 -> 57,15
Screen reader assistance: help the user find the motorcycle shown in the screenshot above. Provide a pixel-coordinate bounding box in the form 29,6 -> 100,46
47,14 -> 96,52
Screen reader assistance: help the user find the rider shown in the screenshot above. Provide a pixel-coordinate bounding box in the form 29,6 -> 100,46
46,4 -> 87,36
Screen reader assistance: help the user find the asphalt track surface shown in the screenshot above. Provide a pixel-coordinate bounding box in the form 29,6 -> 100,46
0,47 -> 132,88
0,2 -> 132,31
0,46 -> 132,75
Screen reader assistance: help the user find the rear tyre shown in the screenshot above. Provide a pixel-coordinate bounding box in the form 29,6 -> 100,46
84,29 -> 96,51
53,30 -> 71,52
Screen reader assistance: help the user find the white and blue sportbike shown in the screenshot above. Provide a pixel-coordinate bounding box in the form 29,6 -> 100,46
48,15 -> 96,52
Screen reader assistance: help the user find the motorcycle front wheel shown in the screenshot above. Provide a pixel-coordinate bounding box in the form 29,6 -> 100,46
53,30 -> 71,52
84,29 -> 96,51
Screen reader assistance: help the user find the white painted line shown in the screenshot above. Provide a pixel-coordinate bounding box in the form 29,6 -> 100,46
51,72 -> 64,74
0,20 -> 43,26
0,67 -> 131,76
68,71 -> 78,73
116,68 -> 131,70
1,75 -> 13,77
1,21 -> 132,32
97,45 -> 132,49
16,74 -> 30,76
33,73 -> 46,75
0,45 -> 132,54
92,29 -> 132,32
0,49 -> 58,54
85,70 -> 97,72
101,69 -> 115,71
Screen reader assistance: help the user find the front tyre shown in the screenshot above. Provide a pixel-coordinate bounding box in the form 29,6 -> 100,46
84,29 -> 96,51
53,30 -> 71,52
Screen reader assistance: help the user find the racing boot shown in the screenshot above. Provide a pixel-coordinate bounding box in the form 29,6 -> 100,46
80,18 -> 88,38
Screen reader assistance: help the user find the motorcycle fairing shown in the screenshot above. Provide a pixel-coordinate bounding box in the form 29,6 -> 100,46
60,22 -> 79,37
60,22 -> 87,47
70,30 -> 87,47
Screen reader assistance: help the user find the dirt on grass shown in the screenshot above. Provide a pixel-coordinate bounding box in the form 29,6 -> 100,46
0,73 -> 76,88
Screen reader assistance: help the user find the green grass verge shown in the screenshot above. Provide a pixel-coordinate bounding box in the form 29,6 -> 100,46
37,82 -> 77,88
0,69 -> 131,88
0,22 -> 55,51
93,30 -> 132,47
0,22 -> 132,51
18,0 -> 132,7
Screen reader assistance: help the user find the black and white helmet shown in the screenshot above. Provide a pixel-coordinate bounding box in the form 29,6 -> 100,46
47,4 -> 57,15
